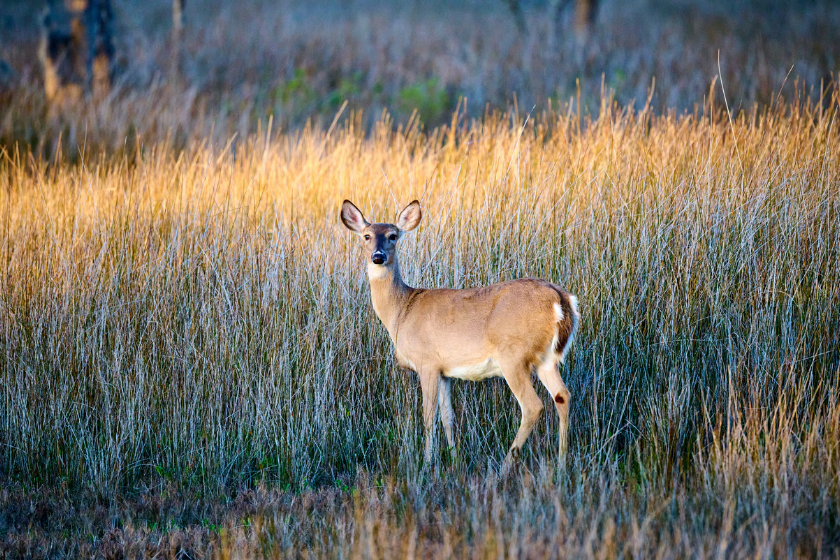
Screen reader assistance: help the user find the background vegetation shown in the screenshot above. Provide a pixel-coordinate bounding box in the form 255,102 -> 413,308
1,0 -> 839,558
1,0 -> 839,153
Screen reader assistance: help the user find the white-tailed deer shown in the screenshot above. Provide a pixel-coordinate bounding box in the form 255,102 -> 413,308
341,200 -> 579,467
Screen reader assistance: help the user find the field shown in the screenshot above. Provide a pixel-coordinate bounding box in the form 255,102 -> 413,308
1,0 -> 840,558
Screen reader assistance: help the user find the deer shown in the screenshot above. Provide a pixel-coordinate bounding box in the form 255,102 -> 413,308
340,199 -> 579,469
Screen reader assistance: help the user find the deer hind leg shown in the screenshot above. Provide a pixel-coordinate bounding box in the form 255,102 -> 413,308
438,376 -> 456,452
537,354 -> 571,465
499,357 -> 544,463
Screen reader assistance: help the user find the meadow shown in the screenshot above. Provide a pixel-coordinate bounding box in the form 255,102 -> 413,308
1,0 -> 840,558
1,95 -> 839,557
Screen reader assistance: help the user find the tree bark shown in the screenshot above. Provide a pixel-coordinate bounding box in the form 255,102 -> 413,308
39,0 -> 113,105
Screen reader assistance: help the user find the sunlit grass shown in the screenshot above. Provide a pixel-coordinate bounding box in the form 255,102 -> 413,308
1,94 -> 839,556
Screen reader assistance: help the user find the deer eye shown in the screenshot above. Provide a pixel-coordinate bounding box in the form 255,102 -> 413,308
388,233 -> 397,241
364,235 -> 370,241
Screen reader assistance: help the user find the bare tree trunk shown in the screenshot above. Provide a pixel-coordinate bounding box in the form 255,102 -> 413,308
501,0 -> 527,35
573,0 -> 598,41
39,0 -> 113,107
39,2 -> 81,106
505,0 -> 598,39
86,0 -> 114,99
173,0 -> 185,34
171,0 -> 185,78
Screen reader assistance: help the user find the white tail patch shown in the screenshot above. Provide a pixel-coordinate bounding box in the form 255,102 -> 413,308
553,302 -> 564,321
558,295 -> 579,363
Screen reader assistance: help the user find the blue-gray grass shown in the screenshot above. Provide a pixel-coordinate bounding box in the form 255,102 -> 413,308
0,98 -> 838,556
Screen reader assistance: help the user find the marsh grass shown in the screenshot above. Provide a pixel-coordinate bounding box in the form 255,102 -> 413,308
1,0 -> 839,155
1,92 -> 839,556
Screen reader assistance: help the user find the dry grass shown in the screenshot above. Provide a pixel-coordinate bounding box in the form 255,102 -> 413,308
1,0 -> 839,154
1,90 -> 839,556
1,0 -> 839,556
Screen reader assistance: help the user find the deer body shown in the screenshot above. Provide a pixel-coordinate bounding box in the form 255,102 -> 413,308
342,200 -> 579,467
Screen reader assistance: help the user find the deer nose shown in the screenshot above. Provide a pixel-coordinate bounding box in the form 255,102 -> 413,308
371,251 -> 386,265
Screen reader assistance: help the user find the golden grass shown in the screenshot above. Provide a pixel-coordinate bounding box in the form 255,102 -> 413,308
1,95 -> 839,556
2,0 -> 839,154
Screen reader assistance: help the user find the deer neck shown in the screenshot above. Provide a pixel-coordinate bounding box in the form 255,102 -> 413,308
367,256 -> 412,337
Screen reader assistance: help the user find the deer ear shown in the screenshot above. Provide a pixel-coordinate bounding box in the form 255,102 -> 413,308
396,200 -> 422,232
341,200 -> 369,233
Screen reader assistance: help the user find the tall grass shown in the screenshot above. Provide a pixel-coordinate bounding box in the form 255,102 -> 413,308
1,94 -> 839,556
2,0 -> 839,153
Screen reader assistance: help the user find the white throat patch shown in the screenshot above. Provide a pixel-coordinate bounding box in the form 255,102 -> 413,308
367,261 -> 390,280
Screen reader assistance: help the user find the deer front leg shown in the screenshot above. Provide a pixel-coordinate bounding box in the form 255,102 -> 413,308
418,370 -> 441,466
438,376 -> 456,454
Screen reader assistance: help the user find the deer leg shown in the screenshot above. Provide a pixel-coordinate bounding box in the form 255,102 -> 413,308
500,358 -> 544,465
418,370 -> 441,466
537,358 -> 572,467
438,376 -> 456,453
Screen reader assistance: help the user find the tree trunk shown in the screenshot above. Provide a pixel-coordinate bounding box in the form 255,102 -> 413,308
171,0 -> 185,78
573,0 -> 598,40
173,0 -> 185,34
39,0 -> 113,107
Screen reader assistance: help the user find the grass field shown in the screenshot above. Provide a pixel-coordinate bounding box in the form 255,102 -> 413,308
2,0 -> 839,153
2,94 -> 839,556
1,0 -> 840,557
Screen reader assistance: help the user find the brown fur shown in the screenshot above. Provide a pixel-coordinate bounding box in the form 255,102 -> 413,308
552,287 -> 576,355
341,199 -> 579,467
